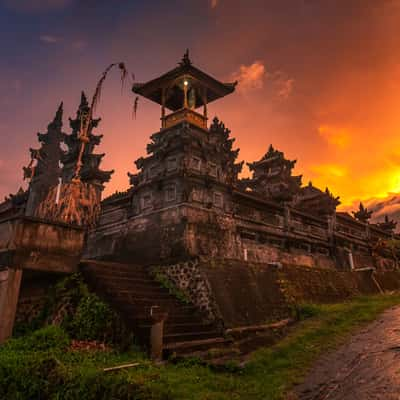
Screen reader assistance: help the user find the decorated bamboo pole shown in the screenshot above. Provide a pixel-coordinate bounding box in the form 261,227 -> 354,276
73,63 -> 129,181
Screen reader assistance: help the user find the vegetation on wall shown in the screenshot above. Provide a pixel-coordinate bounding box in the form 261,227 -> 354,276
14,273 -> 133,347
150,267 -> 191,304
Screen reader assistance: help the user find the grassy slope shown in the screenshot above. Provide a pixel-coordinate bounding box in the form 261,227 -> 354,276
1,294 -> 400,400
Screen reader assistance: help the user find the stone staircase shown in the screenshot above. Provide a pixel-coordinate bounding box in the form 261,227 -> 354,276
80,260 -> 231,358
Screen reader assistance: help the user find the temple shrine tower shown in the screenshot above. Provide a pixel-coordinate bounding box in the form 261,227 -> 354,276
133,50 -> 236,130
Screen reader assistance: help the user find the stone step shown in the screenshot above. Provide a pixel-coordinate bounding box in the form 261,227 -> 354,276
137,322 -> 215,335
117,303 -> 198,318
85,268 -> 152,281
81,260 -> 146,273
82,260 -> 227,359
132,313 -> 203,326
105,281 -> 171,294
163,337 -> 232,356
107,292 -> 184,308
163,330 -> 221,344
83,269 -> 151,284
103,287 -> 173,301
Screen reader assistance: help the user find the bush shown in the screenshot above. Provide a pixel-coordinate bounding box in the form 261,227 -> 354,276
14,273 -> 134,347
3,325 -> 70,352
69,293 -> 114,341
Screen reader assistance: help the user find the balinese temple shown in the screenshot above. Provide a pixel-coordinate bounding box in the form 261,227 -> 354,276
1,52 -> 399,357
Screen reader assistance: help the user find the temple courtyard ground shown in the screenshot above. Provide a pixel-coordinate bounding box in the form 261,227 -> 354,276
292,304 -> 400,400
2,293 -> 400,399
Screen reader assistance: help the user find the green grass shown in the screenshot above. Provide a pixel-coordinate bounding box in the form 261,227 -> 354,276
1,293 -> 400,400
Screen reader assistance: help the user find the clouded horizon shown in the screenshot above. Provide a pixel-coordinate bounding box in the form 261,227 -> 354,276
1,0 -> 400,216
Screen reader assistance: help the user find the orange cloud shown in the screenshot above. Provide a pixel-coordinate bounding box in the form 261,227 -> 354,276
210,0 -> 218,9
318,125 -> 351,148
276,78 -> 295,99
310,163 -> 347,178
232,61 -> 266,93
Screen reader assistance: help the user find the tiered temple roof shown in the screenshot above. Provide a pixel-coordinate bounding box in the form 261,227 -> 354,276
133,51 -> 237,130
376,215 -> 397,233
23,103 -> 65,215
242,145 -> 302,202
295,182 -> 340,216
133,51 -> 236,111
209,117 -> 243,186
23,102 -> 64,184
61,92 -> 113,188
352,202 -> 373,223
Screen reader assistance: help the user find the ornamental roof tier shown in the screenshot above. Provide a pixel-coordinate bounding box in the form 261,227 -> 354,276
132,51 -> 237,112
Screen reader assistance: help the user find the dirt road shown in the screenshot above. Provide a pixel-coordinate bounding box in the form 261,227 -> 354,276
293,306 -> 400,400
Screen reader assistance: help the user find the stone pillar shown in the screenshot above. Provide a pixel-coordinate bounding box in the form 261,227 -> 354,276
0,268 -> 23,344
150,306 -> 168,361
243,248 -> 248,261
347,249 -> 355,270
327,214 -> 336,236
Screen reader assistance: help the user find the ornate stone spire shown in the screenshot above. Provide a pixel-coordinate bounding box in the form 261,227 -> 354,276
209,117 -> 243,185
24,102 -> 64,215
179,49 -> 192,66
352,202 -> 373,223
61,91 -> 113,188
48,101 -> 63,129
376,215 -> 397,233
295,183 -> 340,216
242,144 -> 302,202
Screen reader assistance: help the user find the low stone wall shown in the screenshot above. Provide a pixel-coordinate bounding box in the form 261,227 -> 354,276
195,261 -> 400,329
374,270 -> 400,291
201,260 -> 291,328
278,264 -> 379,304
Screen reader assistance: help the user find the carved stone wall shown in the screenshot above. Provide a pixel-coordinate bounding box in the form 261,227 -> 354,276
86,197 -> 396,271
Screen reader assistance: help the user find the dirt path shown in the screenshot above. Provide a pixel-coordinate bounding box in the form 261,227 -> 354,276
293,306 -> 400,400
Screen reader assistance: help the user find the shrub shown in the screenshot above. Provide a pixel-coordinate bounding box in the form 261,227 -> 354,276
3,325 -> 70,352
69,293 -> 114,341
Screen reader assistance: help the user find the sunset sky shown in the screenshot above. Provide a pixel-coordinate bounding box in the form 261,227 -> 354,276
1,0 -> 400,209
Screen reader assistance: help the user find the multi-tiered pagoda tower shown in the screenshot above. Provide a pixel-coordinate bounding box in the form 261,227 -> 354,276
62,92 -> 114,189
242,145 -> 302,202
127,52 -> 241,217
